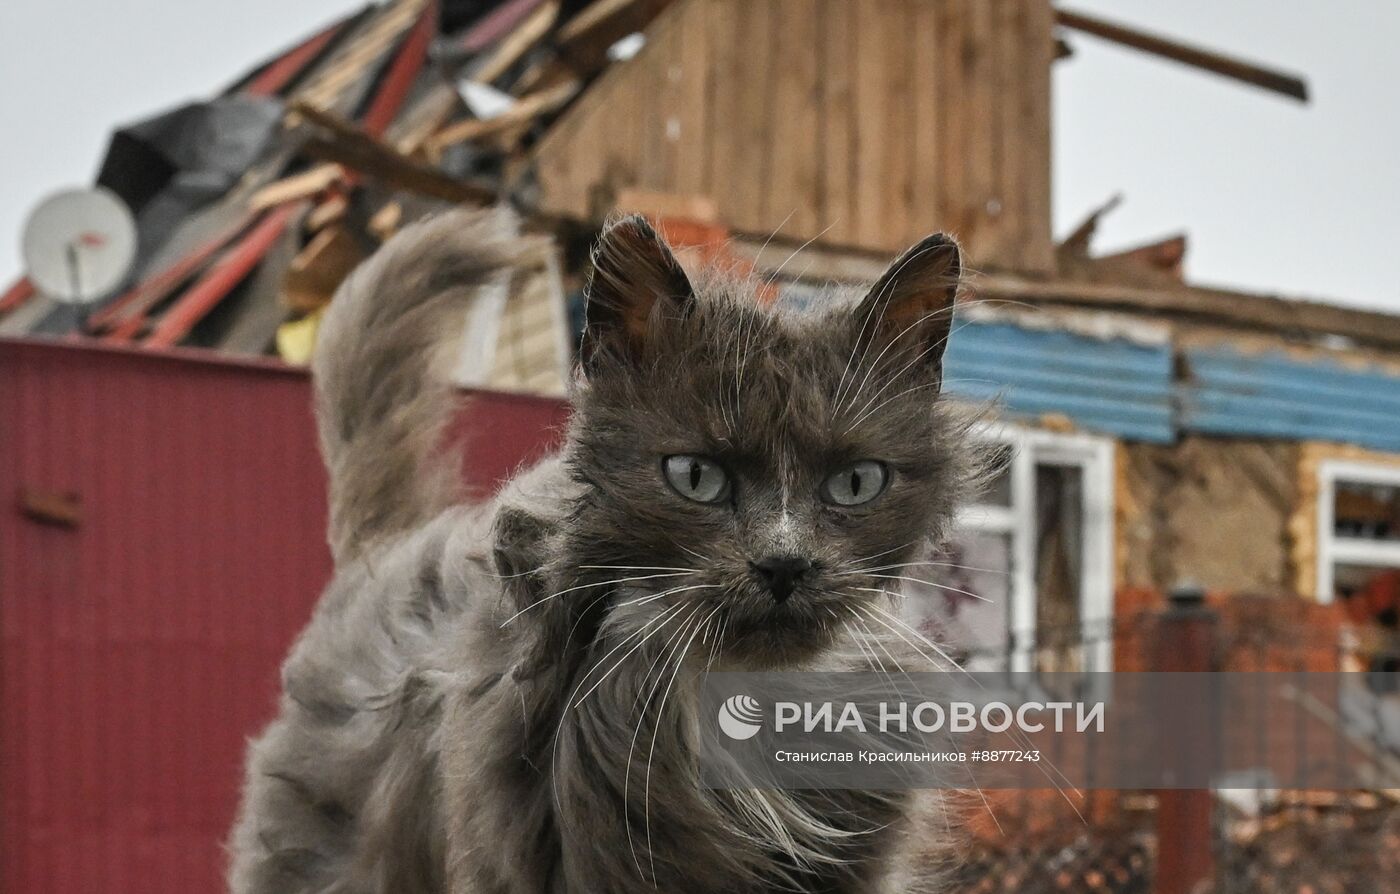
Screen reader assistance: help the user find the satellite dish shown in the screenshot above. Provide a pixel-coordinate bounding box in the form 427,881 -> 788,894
21,187 -> 137,304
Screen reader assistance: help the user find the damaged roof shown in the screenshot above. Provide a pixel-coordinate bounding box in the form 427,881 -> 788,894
3,0 -> 1397,450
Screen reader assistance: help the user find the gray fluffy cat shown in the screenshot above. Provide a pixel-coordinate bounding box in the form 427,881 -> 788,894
228,207 -> 973,893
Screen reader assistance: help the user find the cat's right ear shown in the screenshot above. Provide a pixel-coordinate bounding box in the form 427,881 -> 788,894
581,215 -> 695,373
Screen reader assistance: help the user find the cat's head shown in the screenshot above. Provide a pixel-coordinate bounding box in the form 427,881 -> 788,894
560,216 -> 968,669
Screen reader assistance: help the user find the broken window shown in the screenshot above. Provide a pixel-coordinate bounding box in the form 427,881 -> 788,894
903,428 -> 1114,676
1318,462 -> 1400,688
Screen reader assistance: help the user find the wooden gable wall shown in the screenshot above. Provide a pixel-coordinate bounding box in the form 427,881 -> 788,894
530,0 -> 1054,272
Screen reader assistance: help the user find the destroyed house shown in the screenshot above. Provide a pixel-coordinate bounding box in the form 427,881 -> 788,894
3,1 -> 1399,684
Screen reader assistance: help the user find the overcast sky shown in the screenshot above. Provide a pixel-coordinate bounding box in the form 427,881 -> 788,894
2,0 -> 1396,311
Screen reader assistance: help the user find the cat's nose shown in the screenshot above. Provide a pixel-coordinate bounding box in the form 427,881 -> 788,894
750,556 -> 813,604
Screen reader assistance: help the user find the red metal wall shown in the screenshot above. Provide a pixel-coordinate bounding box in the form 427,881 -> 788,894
0,337 -> 568,893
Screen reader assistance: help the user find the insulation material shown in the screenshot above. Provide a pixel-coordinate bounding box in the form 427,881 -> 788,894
1119,437 -> 1298,593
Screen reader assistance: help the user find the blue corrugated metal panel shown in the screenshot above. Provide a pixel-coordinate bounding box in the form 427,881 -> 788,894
1180,347 -> 1400,451
943,320 -> 1176,443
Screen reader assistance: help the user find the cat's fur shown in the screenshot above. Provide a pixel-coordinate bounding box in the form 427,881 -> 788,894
228,207 -> 973,893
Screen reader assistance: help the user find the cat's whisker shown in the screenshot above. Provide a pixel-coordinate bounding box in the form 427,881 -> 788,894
854,601 -> 960,671
842,540 -> 920,570
863,573 -> 992,603
645,603 -> 722,882
842,560 -> 1009,577
614,582 -> 723,609
843,380 -> 940,433
672,543 -> 713,565
578,564 -> 700,573
500,571 -> 694,627
571,602 -> 692,707
847,620 -> 886,676
763,222 -> 837,291
550,601 -> 690,813
855,603 -> 1085,818
624,604 -> 707,876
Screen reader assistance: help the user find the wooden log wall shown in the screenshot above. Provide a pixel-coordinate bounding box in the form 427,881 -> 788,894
532,0 -> 1054,272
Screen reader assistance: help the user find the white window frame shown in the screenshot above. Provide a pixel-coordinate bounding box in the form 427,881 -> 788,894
1315,459 -> 1400,604
954,423 -> 1116,674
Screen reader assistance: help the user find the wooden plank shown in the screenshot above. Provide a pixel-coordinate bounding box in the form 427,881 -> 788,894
530,1 -> 692,219
986,0 -> 1024,267
614,187 -> 719,223
1021,0 -> 1055,272
295,0 -> 427,112
428,80 -> 580,152
306,194 -> 350,232
704,0 -> 743,222
936,0 -> 969,241
885,0 -> 915,245
851,0 -> 890,246
89,216 -> 252,335
292,102 -> 497,204
736,234 -> 1400,351
553,0 -> 673,68
458,0 -> 547,53
728,0 -> 772,232
249,164 -> 343,211
1056,7 -> 1308,101
516,0 -> 673,93
636,15 -> 678,191
909,0 -> 943,242
556,0 -> 645,44
766,0 -> 821,238
282,224 -> 366,313
359,0 -> 437,138
606,55 -> 646,210
963,0 -> 996,260
469,0 -> 560,85
818,0 -> 855,246
669,0 -> 711,200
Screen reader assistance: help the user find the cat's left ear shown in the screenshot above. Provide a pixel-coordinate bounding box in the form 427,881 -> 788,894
853,233 -> 961,377
581,215 -> 695,372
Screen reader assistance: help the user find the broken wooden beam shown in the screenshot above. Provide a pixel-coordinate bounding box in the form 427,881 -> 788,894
732,237 -> 1400,352
282,224 -> 365,313
426,80 -> 579,153
1055,8 -> 1308,102
1058,192 -> 1124,257
291,101 -> 498,204
469,0 -> 561,85
249,164 -> 345,211
514,0 -> 673,92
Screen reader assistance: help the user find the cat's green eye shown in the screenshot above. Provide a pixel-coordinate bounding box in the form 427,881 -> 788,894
820,461 -> 888,507
662,455 -> 730,504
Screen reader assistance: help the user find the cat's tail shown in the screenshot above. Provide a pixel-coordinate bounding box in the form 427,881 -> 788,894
312,206 -> 541,562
